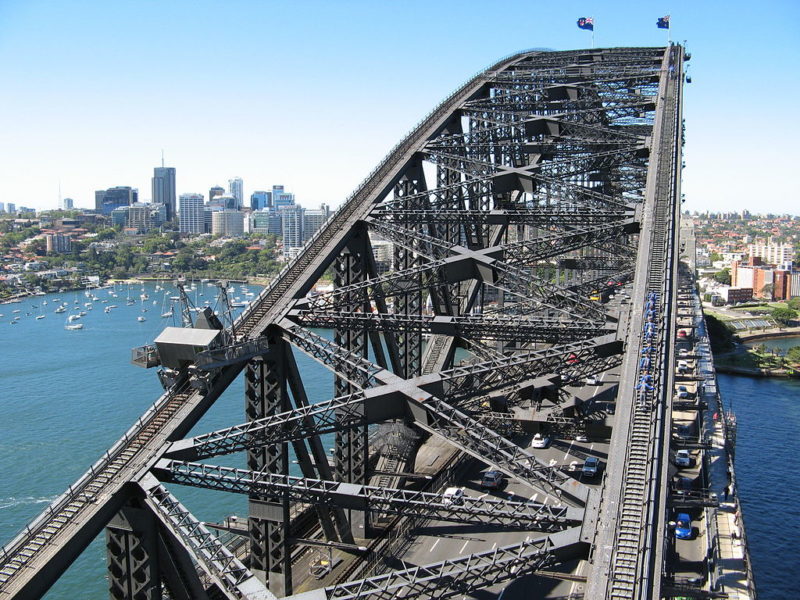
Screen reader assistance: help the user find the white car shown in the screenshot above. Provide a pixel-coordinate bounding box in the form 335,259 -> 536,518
585,376 -> 599,385
531,433 -> 551,449
575,434 -> 589,443
442,486 -> 465,505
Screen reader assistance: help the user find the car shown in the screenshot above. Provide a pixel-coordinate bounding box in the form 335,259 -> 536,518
674,425 -> 693,441
442,487 -> 465,505
677,330 -> 688,338
582,457 -> 600,477
674,513 -> 693,540
585,376 -> 599,385
678,349 -> 690,357
575,433 -> 589,443
678,385 -> 688,392
531,433 -> 551,449
674,449 -> 693,467
480,470 -> 505,489
676,390 -> 689,399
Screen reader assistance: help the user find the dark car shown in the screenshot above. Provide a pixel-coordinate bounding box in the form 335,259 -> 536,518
480,470 -> 505,489
582,457 -> 600,478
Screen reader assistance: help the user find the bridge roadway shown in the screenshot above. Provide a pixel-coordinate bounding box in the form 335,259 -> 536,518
1,46 -> 685,600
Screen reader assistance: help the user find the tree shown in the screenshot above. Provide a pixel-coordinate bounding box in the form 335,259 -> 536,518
772,307 -> 798,326
709,252 -> 722,262
713,268 -> 731,285
788,297 -> 800,311
787,346 -> 800,365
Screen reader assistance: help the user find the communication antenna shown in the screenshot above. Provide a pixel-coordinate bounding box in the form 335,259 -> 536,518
161,149 -> 165,168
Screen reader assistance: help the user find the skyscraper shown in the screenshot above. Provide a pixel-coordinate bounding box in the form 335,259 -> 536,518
228,177 -> 244,210
179,193 -> 205,235
95,187 -> 137,215
250,190 -> 270,211
303,204 -> 330,241
280,204 -> 305,257
152,166 -> 177,220
209,186 -> 225,204
272,185 -> 295,209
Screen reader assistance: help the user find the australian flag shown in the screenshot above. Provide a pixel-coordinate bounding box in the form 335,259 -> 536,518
577,17 -> 594,31
657,15 -> 670,29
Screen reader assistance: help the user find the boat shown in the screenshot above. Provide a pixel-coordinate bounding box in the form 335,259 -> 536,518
137,316 -> 146,322
68,314 -> 81,322
104,306 -> 111,313
54,306 -> 66,313
36,315 -> 46,320
65,323 -> 84,330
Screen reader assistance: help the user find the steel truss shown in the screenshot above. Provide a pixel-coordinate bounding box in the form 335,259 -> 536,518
0,46 -> 684,600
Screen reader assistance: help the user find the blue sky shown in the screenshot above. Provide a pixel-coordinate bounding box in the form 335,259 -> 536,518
0,0 -> 798,215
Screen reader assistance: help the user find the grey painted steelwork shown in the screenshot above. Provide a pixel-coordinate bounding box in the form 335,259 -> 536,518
0,46 -> 684,600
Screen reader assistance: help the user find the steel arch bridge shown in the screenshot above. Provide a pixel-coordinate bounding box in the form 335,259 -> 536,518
0,45 -> 685,600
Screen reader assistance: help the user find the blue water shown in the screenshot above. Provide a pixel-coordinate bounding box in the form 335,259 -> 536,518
717,374 -> 800,600
0,282 -> 336,599
1,286 -> 796,598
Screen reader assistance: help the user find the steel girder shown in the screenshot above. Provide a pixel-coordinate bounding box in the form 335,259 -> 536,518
316,528 -> 584,600
139,475 -> 275,600
152,460 -> 582,531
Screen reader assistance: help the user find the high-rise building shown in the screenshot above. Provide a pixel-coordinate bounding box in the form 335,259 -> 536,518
95,187 -> 137,215
152,166 -> 177,220
0,202 -> 5,212
6,203 -> 16,214
209,186 -> 225,204
228,177 -> 244,210
272,185 -> 295,210
749,241 -> 794,267
251,190 -> 270,211
280,205 -> 305,256
212,209 -> 245,237
179,193 -> 205,235
303,204 -> 330,241
61,197 -> 74,210
209,194 -> 237,210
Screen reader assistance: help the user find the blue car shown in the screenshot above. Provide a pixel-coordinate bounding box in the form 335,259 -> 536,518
674,513 -> 693,540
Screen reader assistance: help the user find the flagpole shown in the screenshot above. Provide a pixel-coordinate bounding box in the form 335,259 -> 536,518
592,18 -> 595,48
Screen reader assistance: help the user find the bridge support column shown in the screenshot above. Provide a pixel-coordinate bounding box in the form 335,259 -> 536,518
245,352 -> 292,596
334,237 -> 370,537
106,503 -> 161,600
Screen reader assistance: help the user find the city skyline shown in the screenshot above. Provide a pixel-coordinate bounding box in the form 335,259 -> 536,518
1,1 -> 798,215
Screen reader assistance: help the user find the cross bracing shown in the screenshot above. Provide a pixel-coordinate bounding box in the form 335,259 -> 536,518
0,46 -> 684,600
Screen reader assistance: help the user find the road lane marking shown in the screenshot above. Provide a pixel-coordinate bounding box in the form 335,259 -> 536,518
459,540 -> 469,554
429,538 -> 440,552
563,440 -> 574,461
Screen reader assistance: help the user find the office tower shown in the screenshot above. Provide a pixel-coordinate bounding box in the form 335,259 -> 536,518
209,186 -> 225,204
303,204 -> 330,241
251,190 -> 270,211
228,177 -> 244,209
95,187 -> 137,215
209,194 -> 237,210
0,202 -> 5,212
152,166 -> 177,220
280,204 -> 305,256
211,209 -> 245,236
272,185 -> 295,210
179,193 -> 205,235
6,203 -> 16,213
62,197 -> 74,210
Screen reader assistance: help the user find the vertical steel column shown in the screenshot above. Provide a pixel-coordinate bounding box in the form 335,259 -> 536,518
245,351 -> 292,596
393,166 -> 425,376
106,504 -> 161,600
333,234 -> 370,536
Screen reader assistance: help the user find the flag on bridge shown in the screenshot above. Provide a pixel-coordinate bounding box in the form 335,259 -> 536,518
577,17 -> 594,31
657,15 -> 670,29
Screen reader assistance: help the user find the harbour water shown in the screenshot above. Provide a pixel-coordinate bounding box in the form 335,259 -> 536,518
0,285 -> 796,598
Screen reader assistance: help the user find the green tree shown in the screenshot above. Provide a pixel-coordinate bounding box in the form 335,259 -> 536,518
713,268 -> 731,285
787,346 -> 800,364
788,297 -> 800,311
772,307 -> 798,326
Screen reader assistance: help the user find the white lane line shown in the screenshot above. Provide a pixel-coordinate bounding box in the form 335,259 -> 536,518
478,493 -> 488,499
459,540 -> 470,554
492,542 -> 497,550
529,493 -> 538,503
563,440 -> 574,461
429,538 -> 440,553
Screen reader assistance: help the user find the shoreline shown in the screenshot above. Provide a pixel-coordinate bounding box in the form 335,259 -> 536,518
736,329 -> 800,343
